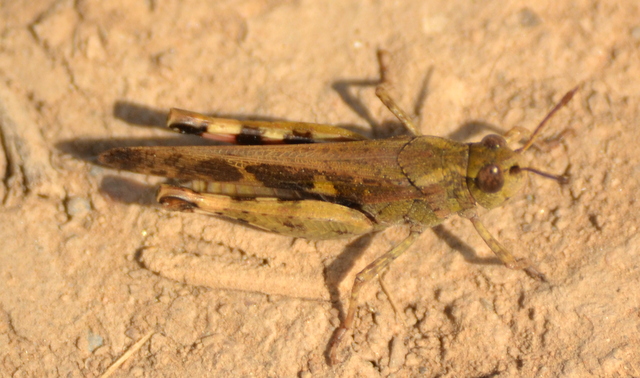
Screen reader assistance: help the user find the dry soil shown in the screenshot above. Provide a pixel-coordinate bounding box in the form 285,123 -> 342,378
1,1 -> 639,377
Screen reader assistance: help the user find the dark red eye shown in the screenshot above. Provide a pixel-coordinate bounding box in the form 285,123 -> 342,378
476,164 -> 504,193
481,134 -> 506,149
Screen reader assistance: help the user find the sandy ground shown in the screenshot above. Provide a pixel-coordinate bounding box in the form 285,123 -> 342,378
1,1 -> 639,377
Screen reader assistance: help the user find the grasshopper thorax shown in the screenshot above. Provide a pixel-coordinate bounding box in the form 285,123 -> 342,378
466,134 -> 526,210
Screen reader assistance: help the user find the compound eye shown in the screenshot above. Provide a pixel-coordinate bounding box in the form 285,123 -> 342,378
481,134 -> 507,149
476,164 -> 504,193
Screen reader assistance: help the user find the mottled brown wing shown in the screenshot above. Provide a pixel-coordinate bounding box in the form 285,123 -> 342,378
99,137 -> 424,205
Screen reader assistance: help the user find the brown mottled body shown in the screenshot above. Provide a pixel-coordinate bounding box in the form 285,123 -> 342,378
98,50 -> 576,365
101,135 -> 471,235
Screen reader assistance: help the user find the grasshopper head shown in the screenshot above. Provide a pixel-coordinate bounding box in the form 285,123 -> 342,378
467,134 -> 526,209
466,87 -> 577,209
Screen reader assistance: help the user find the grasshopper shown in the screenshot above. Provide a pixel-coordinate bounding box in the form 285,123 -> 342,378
99,51 -> 576,364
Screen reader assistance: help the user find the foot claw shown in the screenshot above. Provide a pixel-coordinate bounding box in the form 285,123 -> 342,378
508,258 -> 547,282
328,327 -> 347,365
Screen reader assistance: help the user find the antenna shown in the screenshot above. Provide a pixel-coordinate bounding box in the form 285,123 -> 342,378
521,167 -> 569,184
516,86 -> 579,153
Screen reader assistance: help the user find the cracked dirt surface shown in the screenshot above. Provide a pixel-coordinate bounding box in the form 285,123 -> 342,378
1,1 -> 640,377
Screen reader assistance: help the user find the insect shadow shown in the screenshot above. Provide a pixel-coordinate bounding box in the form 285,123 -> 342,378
324,233 -> 378,313
56,101 -> 213,163
99,175 -> 158,207
430,225 -> 505,267
332,67 -> 505,141
113,101 -> 369,136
